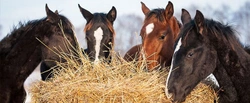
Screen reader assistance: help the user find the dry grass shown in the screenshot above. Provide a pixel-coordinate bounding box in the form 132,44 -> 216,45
30,50 -> 218,103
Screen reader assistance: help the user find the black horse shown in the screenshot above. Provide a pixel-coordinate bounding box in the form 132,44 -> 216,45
165,9 -> 250,103
0,4 -> 78,103
78,4 -> 116,63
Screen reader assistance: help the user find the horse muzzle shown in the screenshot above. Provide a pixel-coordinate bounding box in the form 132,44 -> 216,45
165,88 -> 173,99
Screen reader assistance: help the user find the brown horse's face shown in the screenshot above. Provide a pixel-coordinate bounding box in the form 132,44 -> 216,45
140,2 -> 180,71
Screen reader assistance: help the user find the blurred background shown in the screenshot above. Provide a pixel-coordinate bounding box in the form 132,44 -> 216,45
0,0 -> 249,56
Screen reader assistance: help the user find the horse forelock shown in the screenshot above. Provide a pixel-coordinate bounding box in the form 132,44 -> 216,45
145,9 -> 167,25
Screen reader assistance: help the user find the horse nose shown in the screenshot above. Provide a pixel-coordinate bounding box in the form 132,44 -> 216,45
165,84 -> 175,99
165,89 -> 173,99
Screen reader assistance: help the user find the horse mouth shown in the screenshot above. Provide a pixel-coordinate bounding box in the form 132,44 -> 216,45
165,88 -> 173,99
165,86 -> 190,102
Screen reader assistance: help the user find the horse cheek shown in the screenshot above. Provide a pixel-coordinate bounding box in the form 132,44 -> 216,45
201,50 -> 217,78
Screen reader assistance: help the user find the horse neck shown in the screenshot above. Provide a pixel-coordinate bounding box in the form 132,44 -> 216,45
213,60 -> 239,102
214,32 -> 250,102
0,24 -> 44,86
215,35 -> 250,75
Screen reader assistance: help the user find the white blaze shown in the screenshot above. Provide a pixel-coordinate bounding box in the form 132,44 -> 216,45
146,23 -> 154,34
24,62 -> 42,103
165,38 -> 182,98
94,27 -> 103,63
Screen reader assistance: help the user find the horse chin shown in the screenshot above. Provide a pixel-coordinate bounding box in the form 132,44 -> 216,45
172,92 -> 187,103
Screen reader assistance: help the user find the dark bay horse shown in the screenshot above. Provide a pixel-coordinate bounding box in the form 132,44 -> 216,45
165,9 -> 250,103
0,4 -> 78,103
78,4 -> 116,63
124,1 -> 181,71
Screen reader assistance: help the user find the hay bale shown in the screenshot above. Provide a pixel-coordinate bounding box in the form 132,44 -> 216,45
31,53 -> 217,103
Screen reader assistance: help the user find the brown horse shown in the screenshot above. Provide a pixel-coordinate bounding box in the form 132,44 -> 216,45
124,1 -> 181,71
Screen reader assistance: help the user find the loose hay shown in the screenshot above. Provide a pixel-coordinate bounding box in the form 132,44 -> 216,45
31,52 -> 218,103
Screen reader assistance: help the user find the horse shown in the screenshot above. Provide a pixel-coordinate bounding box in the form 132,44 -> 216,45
165,9 -> 250,103
78,4 -> 116,63
124,1 -> 181,71
0,4 -> 78,103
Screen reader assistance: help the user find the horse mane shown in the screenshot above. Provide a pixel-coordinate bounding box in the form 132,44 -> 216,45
182,18 -> 250,69
203,19 -> 246,55
58,15 -> 75,33
0,15 -> 74,56
0,18 -> 46,55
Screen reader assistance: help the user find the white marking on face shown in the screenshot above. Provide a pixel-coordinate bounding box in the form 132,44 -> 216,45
165,38 -> 182,98
24,62 -> 42,103
94,27 -> 103,63
205,74 -> 220,88
146,23 -> 154,34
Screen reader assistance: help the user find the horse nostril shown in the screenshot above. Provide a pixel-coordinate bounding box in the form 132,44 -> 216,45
166,91 -> 173,99
165,86 -> 174,99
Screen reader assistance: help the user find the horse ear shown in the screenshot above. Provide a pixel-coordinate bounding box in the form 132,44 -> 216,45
107,6 -> 117,23
165,1 -> 174,20
141,2 -> 150,15
181,9 -> 191,25
55,10 -> 59,15
194,10 -> 205,34
78,4 -> 93,23
45,4 -> 59,23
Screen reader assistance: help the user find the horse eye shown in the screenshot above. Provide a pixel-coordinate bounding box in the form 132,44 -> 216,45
159,35 -> 165,40
187,52 -> 194,58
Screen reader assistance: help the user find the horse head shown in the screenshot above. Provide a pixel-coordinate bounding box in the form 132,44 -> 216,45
78,4 -> 116,63
140,1 -> 180,71
165,9 -> 219,102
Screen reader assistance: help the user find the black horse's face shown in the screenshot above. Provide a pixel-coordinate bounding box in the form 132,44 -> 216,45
41,4 -> 77,67
85,23 -> 113,62
78,4 -> 116,63
165,10 -> 217,102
